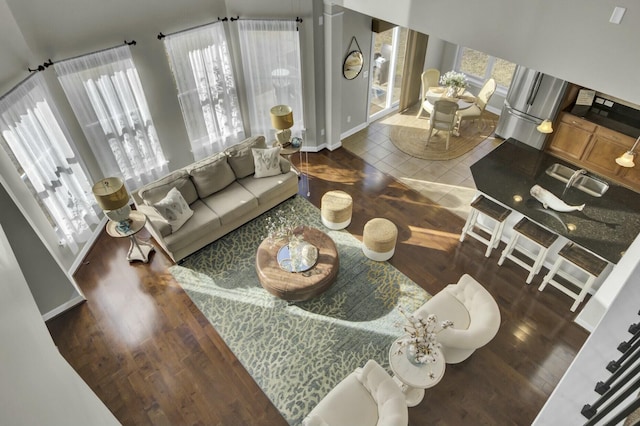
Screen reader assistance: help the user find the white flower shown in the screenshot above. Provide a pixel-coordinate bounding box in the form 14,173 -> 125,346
440,70 -> 468,89
395,307 -> 454,365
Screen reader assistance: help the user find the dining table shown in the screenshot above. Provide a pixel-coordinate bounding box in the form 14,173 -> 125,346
424,87 -> 476,135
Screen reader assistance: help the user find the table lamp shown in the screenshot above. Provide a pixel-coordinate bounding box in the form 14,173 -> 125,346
270,105 -> 294,146
615,136 -> 640,168
536,119 -> 553,134
92,177 -> 132,233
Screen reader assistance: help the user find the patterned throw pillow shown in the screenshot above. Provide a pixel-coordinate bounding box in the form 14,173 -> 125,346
252,146 -> 282,178
152,187 -> 194,232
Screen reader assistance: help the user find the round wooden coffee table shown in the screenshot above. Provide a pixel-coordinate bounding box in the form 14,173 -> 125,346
256,226 -> 339,301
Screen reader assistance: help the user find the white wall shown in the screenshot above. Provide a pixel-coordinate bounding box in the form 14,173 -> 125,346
0,183 -> 84,318
335,0 -> 640,105
0,224 -> 119,426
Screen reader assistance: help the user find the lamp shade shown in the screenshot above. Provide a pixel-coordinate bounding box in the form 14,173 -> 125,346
615,136 -> 640,168
536,119 -> 553,134
616,151 -> 636,168
92,177 -> 129,210
270,105 -> 294,130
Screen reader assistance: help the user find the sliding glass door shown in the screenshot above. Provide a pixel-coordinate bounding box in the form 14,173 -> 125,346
369,26 -> 408,121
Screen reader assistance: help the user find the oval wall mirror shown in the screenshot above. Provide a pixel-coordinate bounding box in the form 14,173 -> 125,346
343,50 -> 364,80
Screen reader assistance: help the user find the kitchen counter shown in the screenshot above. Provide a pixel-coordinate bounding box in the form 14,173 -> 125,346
470,139 -> 640,264
571,103 -> 640,138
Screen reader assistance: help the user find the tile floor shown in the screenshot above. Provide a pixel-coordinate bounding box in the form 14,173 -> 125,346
341,108 -> 503,218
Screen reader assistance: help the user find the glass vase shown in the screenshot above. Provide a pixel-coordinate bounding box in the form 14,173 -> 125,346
406,344 -> 425,366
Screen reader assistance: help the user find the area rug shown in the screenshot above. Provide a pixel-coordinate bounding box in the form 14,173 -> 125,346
169,196 -> 429,425
387,109 -> 497,160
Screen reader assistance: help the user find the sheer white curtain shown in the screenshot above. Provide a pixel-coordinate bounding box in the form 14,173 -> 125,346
163,22 -> 245,160
54,45 -> 168,189
237,20 -> 304,140
0,73 -> 100,252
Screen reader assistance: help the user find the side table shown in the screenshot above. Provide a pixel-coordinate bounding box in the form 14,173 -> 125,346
274,141 -> 301,175
106,211 -> 155,263
388,338 -> 446,407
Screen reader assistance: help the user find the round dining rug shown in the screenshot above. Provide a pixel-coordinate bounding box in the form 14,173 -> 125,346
389,110 -> 497,161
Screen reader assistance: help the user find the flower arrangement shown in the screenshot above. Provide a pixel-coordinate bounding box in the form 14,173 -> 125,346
265,205 -> 301,246
439,70 -> 468,89
395,307 -> 454,367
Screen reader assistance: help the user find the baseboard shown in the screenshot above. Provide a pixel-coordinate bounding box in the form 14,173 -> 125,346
340,122 -> 367,140
486,104 -> 501,116
42,294 -> 86,321
69,216 -> 108,275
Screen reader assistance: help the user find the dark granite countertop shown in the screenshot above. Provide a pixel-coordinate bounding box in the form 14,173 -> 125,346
470,139 -> 640,264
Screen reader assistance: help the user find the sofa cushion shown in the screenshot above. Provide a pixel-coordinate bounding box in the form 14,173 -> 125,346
189,152 -> 236,198
138,169 -> 198,206
152,187 -> 194,232
163,199 -> 221,251
200,182 -> 259,226
252,146 -> 282,178
225,135 -> 267,178
237,171 -> 298,205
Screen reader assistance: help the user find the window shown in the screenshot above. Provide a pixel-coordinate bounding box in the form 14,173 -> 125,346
163,22 -> 245,160
54,45 -> 168,189
0,73 -> 100,252
456,47 -> 516,89
237,20 -> 305,140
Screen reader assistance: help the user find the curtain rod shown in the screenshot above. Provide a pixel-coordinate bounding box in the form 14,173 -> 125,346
157,17 -> 229,40
157,16 -> 303,40
41,40 -> 137,68
0,72 -> 38,103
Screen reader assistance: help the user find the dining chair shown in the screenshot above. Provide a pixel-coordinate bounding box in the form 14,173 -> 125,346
426,99 -> 459,150
455,78 -> 497,134
416,68 -> 441,118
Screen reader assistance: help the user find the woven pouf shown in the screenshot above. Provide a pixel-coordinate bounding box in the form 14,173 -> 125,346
321,190 -> 353,230
362,218 -> 398,261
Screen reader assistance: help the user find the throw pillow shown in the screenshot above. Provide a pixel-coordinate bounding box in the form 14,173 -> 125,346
189,152 -> 236,198
225,135 -> 267,178
152,187 -> 194,232
138,169 -> 198,206
252,146 -> 282,178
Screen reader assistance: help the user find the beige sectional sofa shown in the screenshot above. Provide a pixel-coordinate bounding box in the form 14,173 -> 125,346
133,136 -> 299,262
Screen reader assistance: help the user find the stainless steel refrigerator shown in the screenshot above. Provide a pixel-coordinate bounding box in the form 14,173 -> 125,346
495,66 -> 567,149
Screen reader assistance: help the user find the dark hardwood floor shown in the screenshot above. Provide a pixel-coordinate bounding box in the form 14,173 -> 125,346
47,148 -> 588,425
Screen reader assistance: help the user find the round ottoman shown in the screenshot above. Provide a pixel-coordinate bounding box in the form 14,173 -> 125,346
363,218 -> 398,261
321,190 -> 353,230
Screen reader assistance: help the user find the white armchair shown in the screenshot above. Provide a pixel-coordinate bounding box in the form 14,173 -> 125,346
302,359 -> 408,426
414,274 -> 501,364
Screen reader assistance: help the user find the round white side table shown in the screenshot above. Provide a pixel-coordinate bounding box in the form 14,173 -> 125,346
388,338 -> 446,407
106,211 -> 154,263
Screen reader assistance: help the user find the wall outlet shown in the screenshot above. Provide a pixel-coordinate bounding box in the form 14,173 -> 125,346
319,16 -> 323,26
320,128 -> 325,136
347,116 -> 351,123
363,70 -> 368,79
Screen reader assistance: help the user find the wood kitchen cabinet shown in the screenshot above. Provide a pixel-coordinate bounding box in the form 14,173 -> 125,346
582,127 -> 634,176
545,112 -> 640,192
620,158 -> 640,187
547,113 -> 596,161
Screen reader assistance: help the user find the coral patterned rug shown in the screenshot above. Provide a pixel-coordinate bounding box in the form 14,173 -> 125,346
169,196 -> 429,425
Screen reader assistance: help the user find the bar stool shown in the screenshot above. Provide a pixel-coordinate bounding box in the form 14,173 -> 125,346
498,217 -> 558,284
538,242 -> 609,312
459,195 -> 512,257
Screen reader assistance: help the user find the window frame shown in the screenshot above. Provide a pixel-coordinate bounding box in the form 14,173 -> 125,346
454,46 -> 514,97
